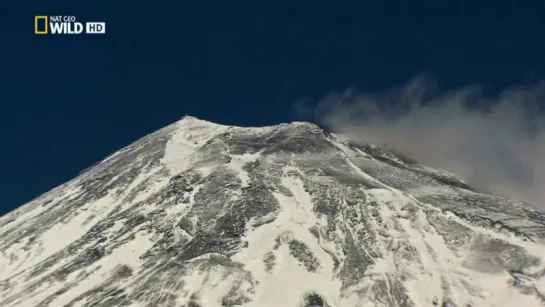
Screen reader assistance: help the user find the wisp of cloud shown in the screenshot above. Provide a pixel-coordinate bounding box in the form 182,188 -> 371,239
301,76 -> 545,210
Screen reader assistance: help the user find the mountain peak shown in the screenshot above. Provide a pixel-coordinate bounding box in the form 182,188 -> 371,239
176,115 -> 224,129
178,115 -> 323,132
2,117 -> 545,307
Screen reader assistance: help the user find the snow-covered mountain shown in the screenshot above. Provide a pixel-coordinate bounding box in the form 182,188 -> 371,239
2,116 -> 545,307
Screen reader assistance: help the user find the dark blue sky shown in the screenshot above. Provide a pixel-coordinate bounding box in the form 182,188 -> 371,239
2,1 -> 544,215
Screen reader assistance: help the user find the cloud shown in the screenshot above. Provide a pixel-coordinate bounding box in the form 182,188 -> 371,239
299,75 -> 545,209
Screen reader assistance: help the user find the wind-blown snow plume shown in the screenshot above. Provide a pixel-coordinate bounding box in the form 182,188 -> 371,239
302,76 -> 545,209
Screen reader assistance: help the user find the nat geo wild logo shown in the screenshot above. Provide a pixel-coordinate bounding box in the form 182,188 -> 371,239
34,15 -> 106,35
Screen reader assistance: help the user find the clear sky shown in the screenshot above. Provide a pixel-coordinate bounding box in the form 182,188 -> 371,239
2,1 -> 545,215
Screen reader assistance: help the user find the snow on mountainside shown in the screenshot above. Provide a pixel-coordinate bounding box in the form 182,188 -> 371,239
1,115 -> 545,307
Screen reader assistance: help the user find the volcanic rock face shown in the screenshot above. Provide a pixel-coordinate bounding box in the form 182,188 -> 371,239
1,116 -> 545,307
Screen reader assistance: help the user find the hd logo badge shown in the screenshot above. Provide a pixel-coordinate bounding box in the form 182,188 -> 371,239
34,16 -> 106,35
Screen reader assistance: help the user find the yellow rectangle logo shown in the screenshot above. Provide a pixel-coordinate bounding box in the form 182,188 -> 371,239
35,16 -> 48,34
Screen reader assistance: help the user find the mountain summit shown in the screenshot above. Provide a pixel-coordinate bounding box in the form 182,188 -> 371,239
2,116 -> 545,307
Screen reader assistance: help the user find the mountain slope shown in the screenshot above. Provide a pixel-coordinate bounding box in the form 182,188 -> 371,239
1,116 -> 545,307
